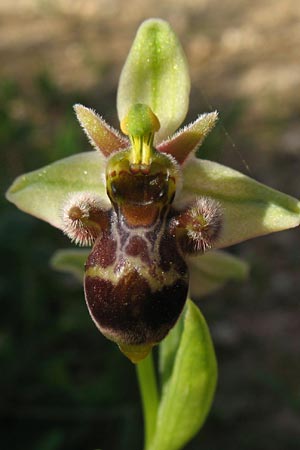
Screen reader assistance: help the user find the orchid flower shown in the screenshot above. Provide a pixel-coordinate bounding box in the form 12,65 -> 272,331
6,19 -> 300,450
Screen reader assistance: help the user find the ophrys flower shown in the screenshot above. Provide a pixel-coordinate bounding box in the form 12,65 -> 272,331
6,19 -> 300,364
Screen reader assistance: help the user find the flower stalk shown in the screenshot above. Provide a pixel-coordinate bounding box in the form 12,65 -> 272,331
136,352 -> 159,450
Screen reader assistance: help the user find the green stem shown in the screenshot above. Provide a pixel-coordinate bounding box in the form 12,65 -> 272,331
136,351 -> 159,450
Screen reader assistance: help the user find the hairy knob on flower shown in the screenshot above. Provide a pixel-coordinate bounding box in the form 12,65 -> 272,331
170,197 -> 223,253
61,192 -> 110,246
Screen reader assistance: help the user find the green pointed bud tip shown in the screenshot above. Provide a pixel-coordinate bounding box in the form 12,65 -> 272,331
120,103 -> 160,137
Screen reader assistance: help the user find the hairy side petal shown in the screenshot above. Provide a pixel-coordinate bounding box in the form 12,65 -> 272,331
74,104 -> 129,157
157,112 -> 218,164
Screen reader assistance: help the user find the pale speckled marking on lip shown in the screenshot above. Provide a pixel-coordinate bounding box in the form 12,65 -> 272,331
85,256 -> 186,293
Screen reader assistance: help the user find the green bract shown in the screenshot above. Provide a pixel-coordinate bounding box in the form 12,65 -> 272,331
153,300 -> 217,450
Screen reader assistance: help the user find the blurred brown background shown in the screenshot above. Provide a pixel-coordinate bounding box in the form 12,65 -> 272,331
1,1 -> 300,449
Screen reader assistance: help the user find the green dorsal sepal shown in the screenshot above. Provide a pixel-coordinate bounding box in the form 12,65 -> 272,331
120,104 -> 160,174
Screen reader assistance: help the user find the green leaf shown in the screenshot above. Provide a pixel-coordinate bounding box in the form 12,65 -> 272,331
117,18 -> 190,143
6,151 -> 109,229
158,312 -> 184,388
181,158 -> 300,248
50,248 -> 89,281
187,250 -> 249,298
153,300 -> 217,450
